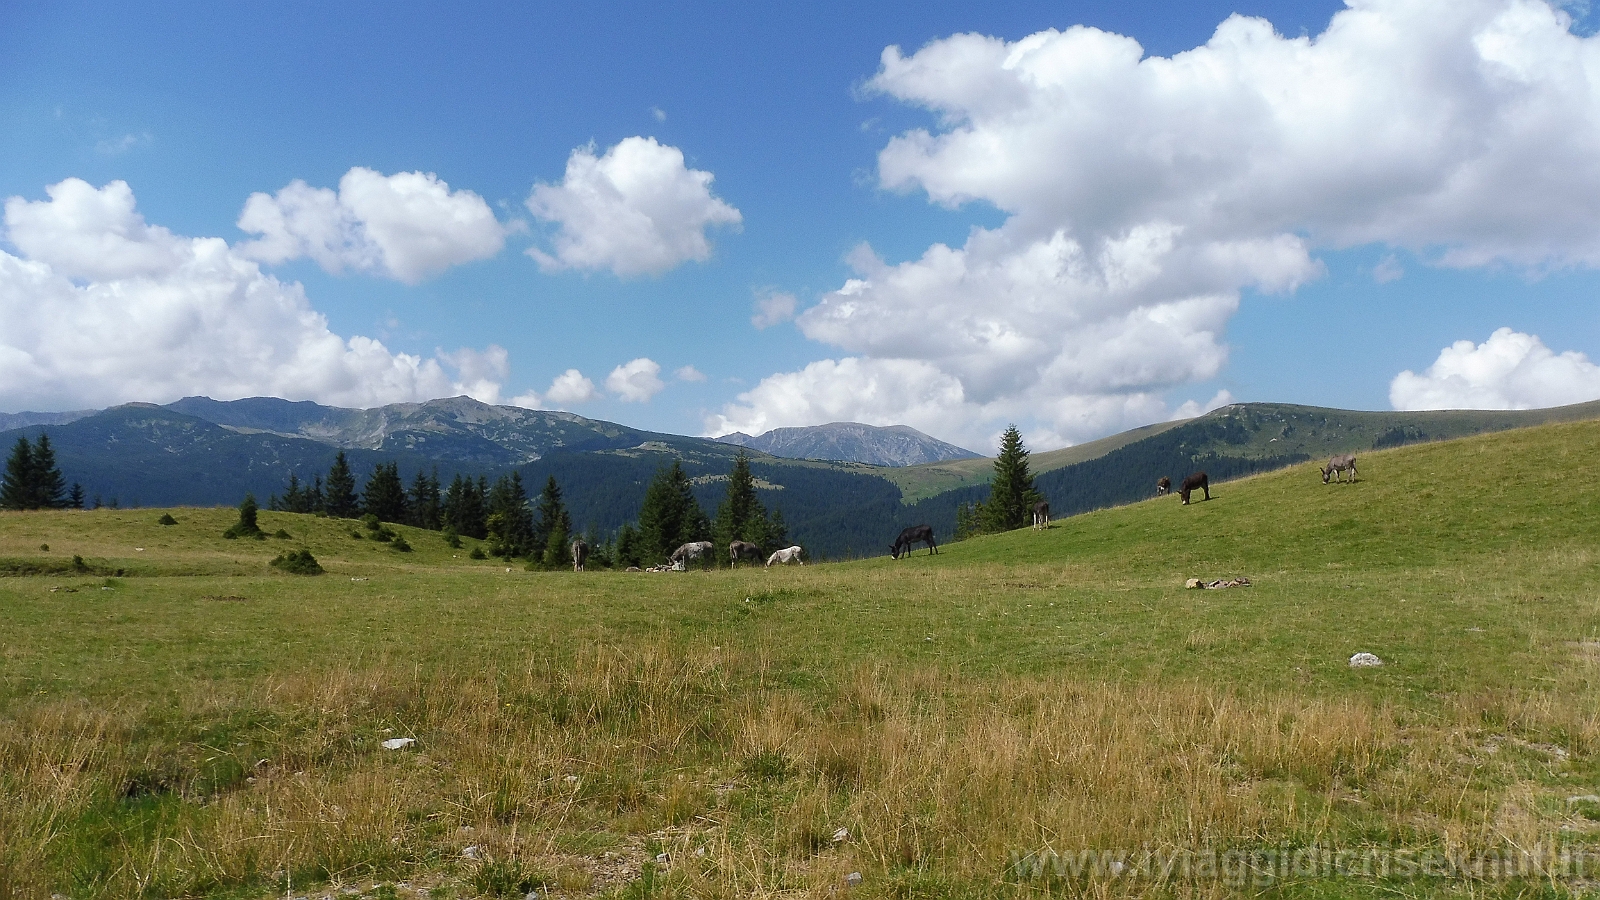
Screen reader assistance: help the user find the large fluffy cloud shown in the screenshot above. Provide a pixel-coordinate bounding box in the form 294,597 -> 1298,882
606,357 -> 666,402
526,137 -> 742,277
0,179 -> 508,410
1390,328 -> 1600,409
720,0 -> 1600,446
236,167 -> 506,283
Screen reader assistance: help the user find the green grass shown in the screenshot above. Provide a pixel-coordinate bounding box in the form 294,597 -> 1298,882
5,420 -> 1600,898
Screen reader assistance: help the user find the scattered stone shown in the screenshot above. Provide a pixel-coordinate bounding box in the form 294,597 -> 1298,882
1568,795 -> 1600,805
832,827 -> 850,842
564,774 -> 580,784
626,566 -> 642,572
461,845 -> 480,859
1187,577 -> 1252,589
845,872 -> 863,888
381,737 -> 416,750
1349,652 -> 1383,668
350,577 -> 369,582
694,847 -> 707,857
655,852 -> 670,866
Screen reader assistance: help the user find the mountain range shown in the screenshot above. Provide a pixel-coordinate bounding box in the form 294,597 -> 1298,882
714,421 -> 980,466
4,395 -> 1600,559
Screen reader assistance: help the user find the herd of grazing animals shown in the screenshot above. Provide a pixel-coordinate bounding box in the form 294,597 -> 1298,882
587,451 -> 1362,573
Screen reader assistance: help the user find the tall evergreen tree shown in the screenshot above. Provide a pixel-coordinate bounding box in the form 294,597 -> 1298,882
306,474 -> 325,514
68,482 -> 84,510
441,474 -> 488,539
614,522 -> 642,569
978,425 -> 1041,534
485,472 -> 534,557
637,460 -> 709,564
273,473 -> 306,513
362,462 -> 408,523
713,450 -> 771,562
324,452 -> 358,518
408,468 -> 442,530
0,437 -> 34,510
29,435 -> 67,509
530,476 -> 572,563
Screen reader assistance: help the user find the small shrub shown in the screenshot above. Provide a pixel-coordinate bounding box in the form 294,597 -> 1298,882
157,513 -> 177,526
349,529 -> 363,539
442,527 -> 462,549
469,547 -> 487,560
362,513 -> 381,531
222,494 -> 264,540
372,528 -> 394,543
269,549 -> 324,575
71,554 -> 88,573
391,535 -> 412,552
38,543 -> 48,552
272,529 -> 291,539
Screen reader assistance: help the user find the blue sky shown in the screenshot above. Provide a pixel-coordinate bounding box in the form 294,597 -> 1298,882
4,0 -> 1600,453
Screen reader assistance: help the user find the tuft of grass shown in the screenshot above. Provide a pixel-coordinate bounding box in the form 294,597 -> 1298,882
157,513 -> 177,526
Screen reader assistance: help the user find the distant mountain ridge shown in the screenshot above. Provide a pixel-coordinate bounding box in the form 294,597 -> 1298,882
715,422 -> 980,466
7,395 -> 1600,560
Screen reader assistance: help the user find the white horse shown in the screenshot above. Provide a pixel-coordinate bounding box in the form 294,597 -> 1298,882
766,545 -> 804,567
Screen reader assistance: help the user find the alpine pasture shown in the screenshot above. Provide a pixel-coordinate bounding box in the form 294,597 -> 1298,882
5,420 -> 1600,899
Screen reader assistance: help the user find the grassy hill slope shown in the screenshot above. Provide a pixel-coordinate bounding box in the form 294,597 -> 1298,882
5,420 -> 1600,898
885,397 -> 1600,502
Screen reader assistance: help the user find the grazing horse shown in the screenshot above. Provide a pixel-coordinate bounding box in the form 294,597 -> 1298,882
1156,476 -> 1171,496
766,545 -> 804,567
1321,454 -> 1358,484
729,540 -> 762,568
1032,500 -> 1051,529
1178,472 -> 1210,505
669,540 -> 715,570
571,538 -> 590,572
891,524 -> 938,559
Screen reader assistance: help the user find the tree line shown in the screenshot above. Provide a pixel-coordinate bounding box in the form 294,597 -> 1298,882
264,448 -> 787,569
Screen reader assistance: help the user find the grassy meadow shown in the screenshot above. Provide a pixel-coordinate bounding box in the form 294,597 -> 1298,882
5,420 -> 1600,898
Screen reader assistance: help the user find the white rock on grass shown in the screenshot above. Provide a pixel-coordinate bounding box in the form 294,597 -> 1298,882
381,737 -> 416,750
1349,652 -> 1383,668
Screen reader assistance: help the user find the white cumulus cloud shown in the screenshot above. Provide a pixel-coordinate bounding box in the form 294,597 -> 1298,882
526,137 -> 742,278
544,368 -> 600,406
606,357 -> 666,402
728,0 -> 1600,445
0,178 -> 507,411
674,365 -> 707,382
1390,328 -> 1600,409
236,167 -> 506,284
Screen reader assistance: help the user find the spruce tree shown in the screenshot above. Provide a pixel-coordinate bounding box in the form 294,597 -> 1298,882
637,461 -> 709,564
30,435 -> 67,509
713,450 -> 769,562
615,522 -> 642,569
530,476 -> 572,563
408,468 -> 441,530
324,452 -> 358,518
308,475 -> 325,513
540,513 -> 571,570
978,425 -> 1041,533
274,473 -> 305,513
0,437 -> 33,510
485,473 -> 534,557
68,483 -> 84,510
361,462 -> 407,523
